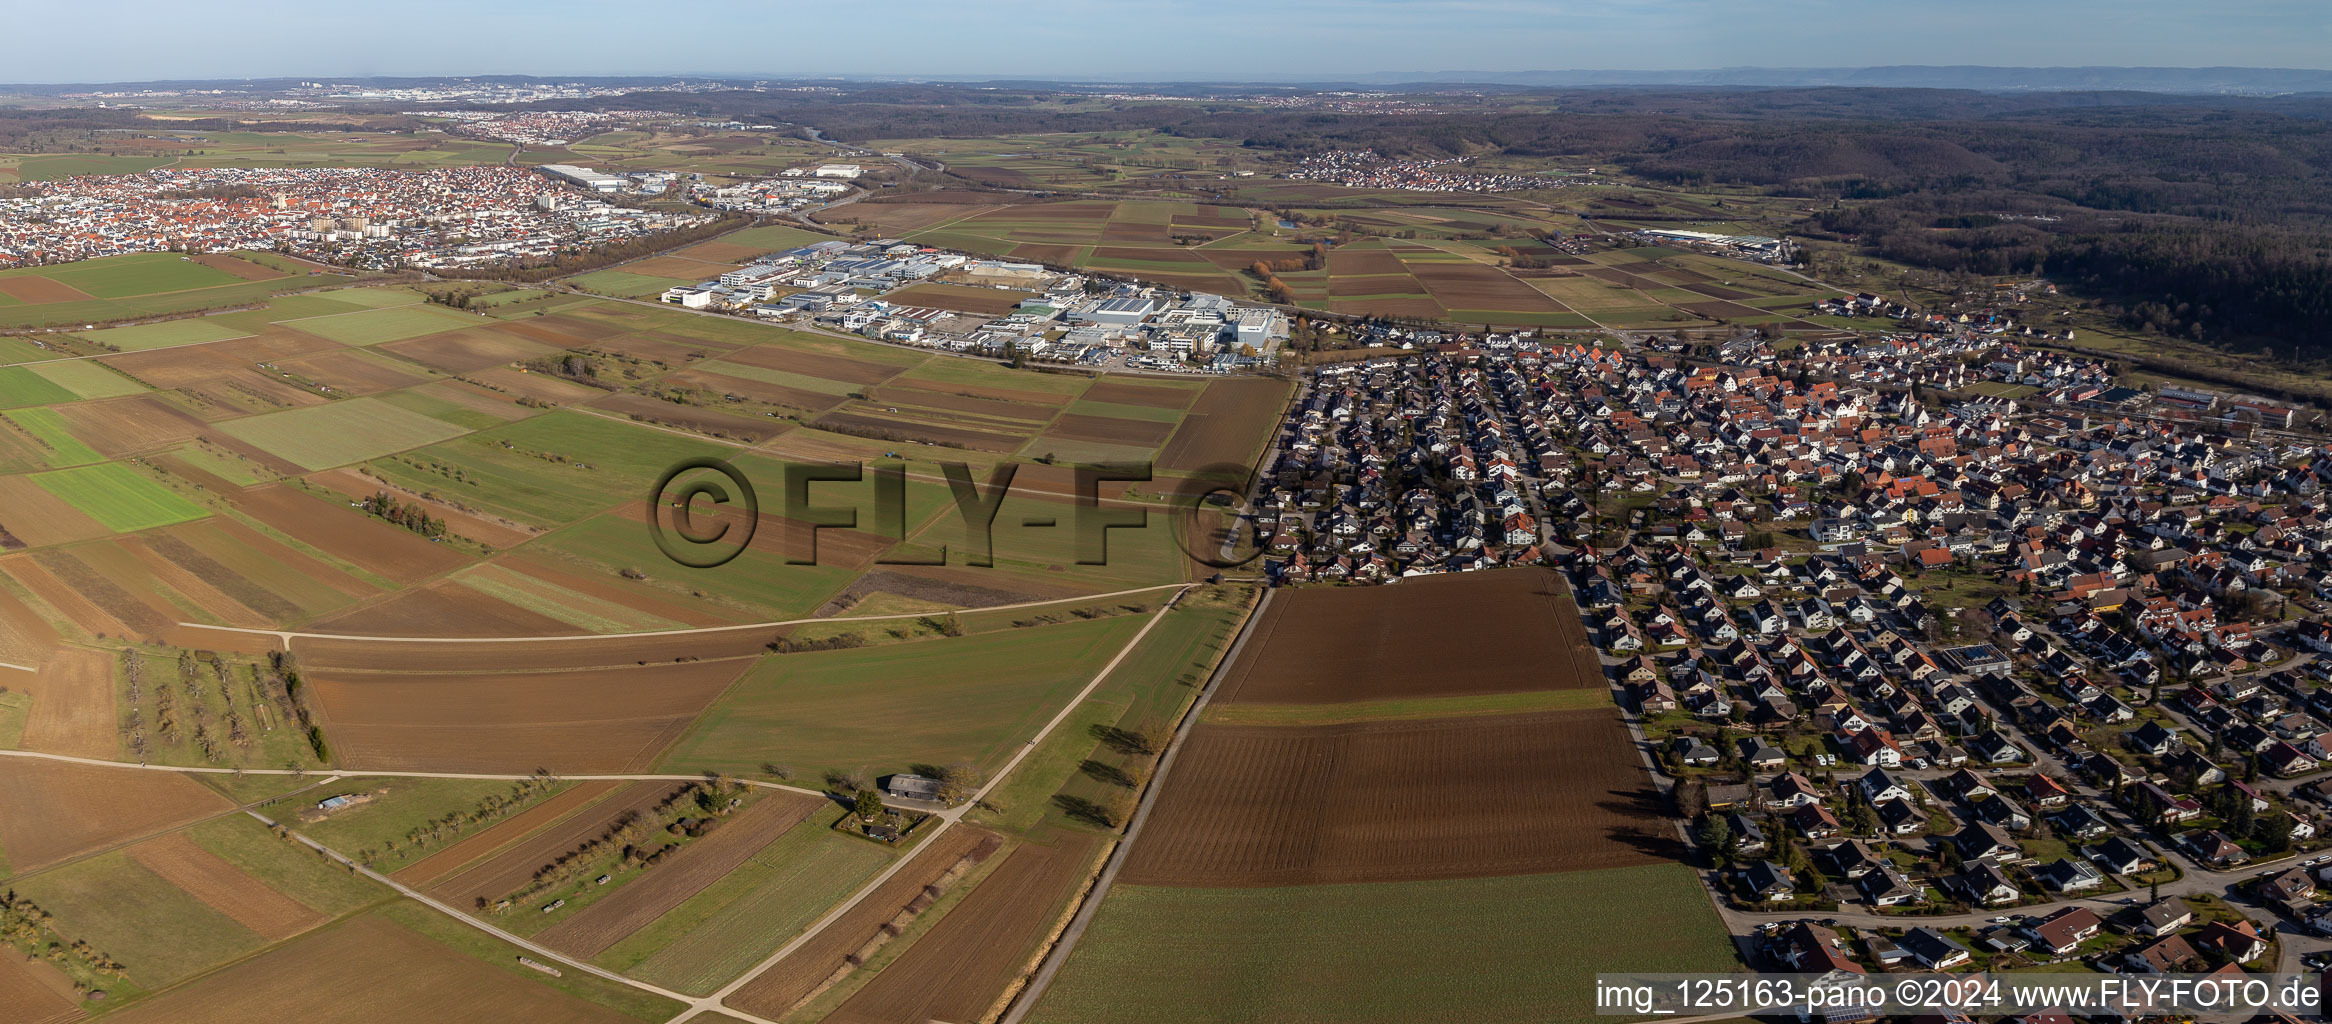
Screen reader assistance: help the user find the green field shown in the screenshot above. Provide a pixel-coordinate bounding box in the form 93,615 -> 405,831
365,410 -> 735,527
973,592 -> 1245,835
568,269 -> 690,298
294,778 -> 557,873
14,154 -> 175,179
40,253 -> 247,298
597,814 -> 896,994
280,303 -> 482,345
661,614 -> 1149,777
14,846 -> 271,990
215,397 -> 471,470
7,408 -> 107,467
185,814 -> 388,917
520,509 -> 858,619
0,365 -> 78,408
1029,864 -> 1738,1024
71,317 -> 251,351
0,271 -> 345,330
25,358 -> 149,399
720,224 -> 838,251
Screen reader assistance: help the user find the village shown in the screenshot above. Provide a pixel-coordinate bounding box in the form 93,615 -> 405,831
1286,149 -> 1571,193
1247,319 -> 2332,991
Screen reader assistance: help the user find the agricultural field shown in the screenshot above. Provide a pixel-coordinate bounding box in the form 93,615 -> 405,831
812,180 -> 1838,331
660,615 -> 1150,778
0,218 -> 1296,1019
1021,568 -> 1728,1024
0,251 -> 336,329
1027,864 -> 1733,1024
1209,566 -> 1599,707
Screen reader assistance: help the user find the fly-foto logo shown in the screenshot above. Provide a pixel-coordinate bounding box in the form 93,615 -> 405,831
646,458 -> 1275,571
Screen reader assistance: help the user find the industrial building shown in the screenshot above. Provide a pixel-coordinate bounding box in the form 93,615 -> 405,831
537,164 -> 627,193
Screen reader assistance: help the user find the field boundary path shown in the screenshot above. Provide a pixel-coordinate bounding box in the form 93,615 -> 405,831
998,585 -> 1277,1024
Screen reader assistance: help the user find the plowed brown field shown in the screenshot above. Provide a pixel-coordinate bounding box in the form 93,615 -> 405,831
727,825 -> 1003,1018
14,648 -> 114,757
98,915 -> 639,1024
127,832 -> 322,940
308,658 -> 753,773
0,276 -> 89,303
882,283 -> 1031,316
1155,376 -> 1288,473
1214,567 -> 1598,704
0,955 -> 80,1024
1041,413 -> 1173,447
824,833 -> 1100,1024
536,791 -> 821,957
0,760 -> 231,872
1082,381 -> 1194,409
721,346 -> 903,387
54,396 -> 209,457
1118,708 -> 1672,887
229,483 -> 472,584
377,328 -> 556,373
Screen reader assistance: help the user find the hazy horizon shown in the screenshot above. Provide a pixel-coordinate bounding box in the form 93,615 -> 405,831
8,0 -> 2328,86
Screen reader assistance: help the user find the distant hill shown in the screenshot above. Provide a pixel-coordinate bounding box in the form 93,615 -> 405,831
1356,66 -> 2332,95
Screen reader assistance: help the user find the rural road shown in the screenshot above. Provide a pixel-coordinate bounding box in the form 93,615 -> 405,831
1,584 -> 1202,1024
1000,585 -> 1276,1023
681,586 -> 1195,1021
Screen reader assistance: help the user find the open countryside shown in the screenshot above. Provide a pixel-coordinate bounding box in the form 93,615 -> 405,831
7,11 -> 2332,1023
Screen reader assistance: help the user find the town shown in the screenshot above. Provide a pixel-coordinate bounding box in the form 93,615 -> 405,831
1251,318 -> 2332,987
0,165 -> 713,271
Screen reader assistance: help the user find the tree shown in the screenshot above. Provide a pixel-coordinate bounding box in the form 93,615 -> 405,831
852,788 -> 884,821
1848,799 -> 1881,837
1674,779 -> 1709,819
1698,816 -> 1734,866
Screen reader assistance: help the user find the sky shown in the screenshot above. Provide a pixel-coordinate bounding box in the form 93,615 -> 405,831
7,0 -> 2329,84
